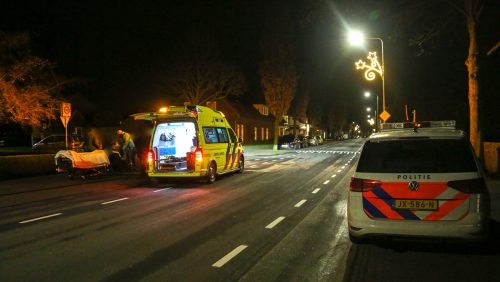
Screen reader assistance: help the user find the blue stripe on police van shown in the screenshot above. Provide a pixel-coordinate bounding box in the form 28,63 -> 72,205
362,196 -> 387,219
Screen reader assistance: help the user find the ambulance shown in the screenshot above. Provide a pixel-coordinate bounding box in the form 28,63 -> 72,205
132,105 -> 244,183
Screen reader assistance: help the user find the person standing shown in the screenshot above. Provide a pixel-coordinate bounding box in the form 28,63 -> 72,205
117,129 -> 136,169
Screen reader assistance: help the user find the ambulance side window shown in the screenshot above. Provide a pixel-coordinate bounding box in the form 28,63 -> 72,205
216,128 -> 229,143
227,128 -> 237,143
203,127 -> 219,144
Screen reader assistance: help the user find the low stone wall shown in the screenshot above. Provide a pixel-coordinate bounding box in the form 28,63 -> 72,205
483,142 -> 500,175
0,154 -> 55,180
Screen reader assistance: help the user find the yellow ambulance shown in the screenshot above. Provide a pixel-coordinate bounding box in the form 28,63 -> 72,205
132,105 -> 244,183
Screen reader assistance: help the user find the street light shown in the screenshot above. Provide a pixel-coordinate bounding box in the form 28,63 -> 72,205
363,91 -> 379,132
349,30 -> 386,115
366,107 -> 371,112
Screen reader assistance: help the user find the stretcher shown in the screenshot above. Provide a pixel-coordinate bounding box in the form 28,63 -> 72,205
55,150 -> 110,179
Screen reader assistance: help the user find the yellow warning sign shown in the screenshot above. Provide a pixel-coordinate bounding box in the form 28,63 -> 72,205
379,110 -> 391,122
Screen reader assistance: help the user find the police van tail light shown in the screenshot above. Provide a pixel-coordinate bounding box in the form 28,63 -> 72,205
350,177 -> 382,192
195,148 -> 203,162
147,150 -> 155,164
447,178 -> 487,194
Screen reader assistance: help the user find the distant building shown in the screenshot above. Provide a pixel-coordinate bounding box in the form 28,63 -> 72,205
205,100 -> 275,145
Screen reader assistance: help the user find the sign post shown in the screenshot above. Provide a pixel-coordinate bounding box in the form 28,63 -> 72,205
60,102 -> 71,149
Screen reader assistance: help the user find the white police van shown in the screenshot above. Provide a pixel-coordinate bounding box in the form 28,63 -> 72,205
348,120 -> 490,243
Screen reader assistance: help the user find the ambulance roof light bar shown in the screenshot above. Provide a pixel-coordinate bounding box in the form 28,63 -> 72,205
380,120 -> 456,131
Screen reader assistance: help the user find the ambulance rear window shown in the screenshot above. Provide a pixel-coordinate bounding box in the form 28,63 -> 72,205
357,139 -> 477,173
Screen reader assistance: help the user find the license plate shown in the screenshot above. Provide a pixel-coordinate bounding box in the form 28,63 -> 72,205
394,199 -> 438,211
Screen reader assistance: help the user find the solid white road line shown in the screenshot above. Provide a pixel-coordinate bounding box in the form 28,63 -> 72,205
101,198 -> 129,205
294,200 -> 307,207
19,213 -> 62,224
212,245 -> 248,268
153,188 -> 171,193
312,188 -> 321,194
265,216 -> 285,229
323,180 -> 330,185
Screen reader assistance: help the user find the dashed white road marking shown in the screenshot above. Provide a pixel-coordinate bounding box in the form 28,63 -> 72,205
265,216 -> 286,229
101,198 -> 129,205
19,213 -> 62,224
323,180 -> 330,185
294,200 -> 307,207
337,169 -> 342,172
262,162 -> 269,164
212,245 -> 248,268
153,188 -> 171,192
250,165 -> 257,168
312,188 -> 321,194
331,174 -> 337,178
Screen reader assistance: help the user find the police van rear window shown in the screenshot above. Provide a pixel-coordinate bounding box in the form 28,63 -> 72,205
356,139 -> 477,173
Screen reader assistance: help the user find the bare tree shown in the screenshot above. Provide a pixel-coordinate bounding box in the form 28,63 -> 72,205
161,34 -> 246,105
0,32 -> 62,127
457,0 -> 484,157
260,39 -> 299,150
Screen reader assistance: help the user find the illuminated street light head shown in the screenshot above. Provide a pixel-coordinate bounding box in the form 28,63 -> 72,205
348,30 -> 365,46
366,107 -> 371,112
364,92 -> 371,98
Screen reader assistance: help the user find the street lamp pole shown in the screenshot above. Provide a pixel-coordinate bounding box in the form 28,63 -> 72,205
368,37 -> 385,112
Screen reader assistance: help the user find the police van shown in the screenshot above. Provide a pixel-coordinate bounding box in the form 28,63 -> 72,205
133,105 -> 244,183
348,120 -> 490,243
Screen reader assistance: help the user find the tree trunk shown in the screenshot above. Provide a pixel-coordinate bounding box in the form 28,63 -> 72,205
273,117 -> 280,151
466,16 -> 480,157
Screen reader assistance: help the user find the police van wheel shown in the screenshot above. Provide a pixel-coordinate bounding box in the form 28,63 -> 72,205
207,163 -> 216,184
349,232 -> 368,244
237,157 -> 244,173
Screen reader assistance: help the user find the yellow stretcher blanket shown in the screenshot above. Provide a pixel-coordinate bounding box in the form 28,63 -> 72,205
55,150 -> 110,169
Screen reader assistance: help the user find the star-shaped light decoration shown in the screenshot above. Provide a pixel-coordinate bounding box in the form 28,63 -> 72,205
354,51 -> 383,81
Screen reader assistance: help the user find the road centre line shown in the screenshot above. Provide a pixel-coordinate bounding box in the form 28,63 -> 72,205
101,198 -> 129,205
294,200 -> 307,207
323,180 -> 330,185
153,188 -> 171,192
212,245 -> 248,268
265,216 -> 286,229
19,213 -> 62,224
312,188 -> 321,194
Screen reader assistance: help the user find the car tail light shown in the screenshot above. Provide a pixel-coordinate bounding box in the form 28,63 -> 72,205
147,150 -> 154,164
195,148 -> 203,162
350,177 -> 382,192
447,178 -> 487,194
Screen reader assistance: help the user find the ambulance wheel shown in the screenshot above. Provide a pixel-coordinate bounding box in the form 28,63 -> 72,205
237,156 -> 244,173
207,162 -> 216,184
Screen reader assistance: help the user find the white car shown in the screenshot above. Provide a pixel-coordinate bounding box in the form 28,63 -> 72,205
348,121 -> 490,243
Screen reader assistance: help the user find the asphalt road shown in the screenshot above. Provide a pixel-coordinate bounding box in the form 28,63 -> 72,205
1,139 -> 499,282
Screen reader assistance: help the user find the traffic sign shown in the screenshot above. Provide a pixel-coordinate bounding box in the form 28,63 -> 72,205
379,110 -> 391,122
60,116 -> 70,128
61,102 -> 71,117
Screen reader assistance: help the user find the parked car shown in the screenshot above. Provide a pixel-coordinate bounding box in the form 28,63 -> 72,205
32,135 -> 67,153
348,120 -> 490,243
306,136 -> 318,146
278,134 -> 298,150
315,135 -> 324,145
295,135 -> 309,148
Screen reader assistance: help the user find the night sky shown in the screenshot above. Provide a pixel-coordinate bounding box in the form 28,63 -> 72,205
1,1 -> 499,138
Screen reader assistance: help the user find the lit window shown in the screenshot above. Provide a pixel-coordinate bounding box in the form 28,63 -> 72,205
254,127 -> 258,141
266,128 -> 269,140
261,128 -> 264,141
